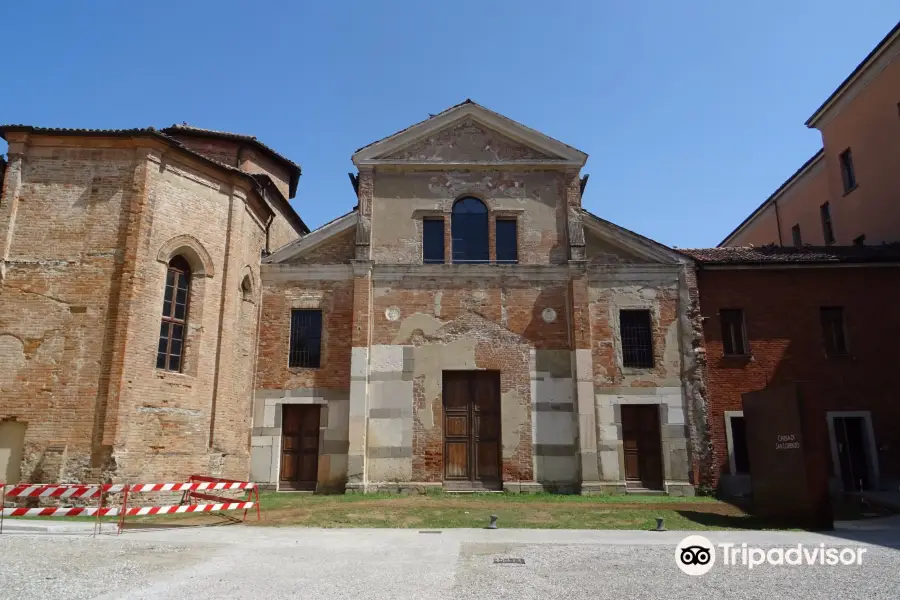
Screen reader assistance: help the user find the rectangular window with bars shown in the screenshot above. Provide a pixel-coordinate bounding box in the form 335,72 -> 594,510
289,309 -> 323,368
720,309 -> 747,356
821,307 -> 848,357
619,309 -> 654,368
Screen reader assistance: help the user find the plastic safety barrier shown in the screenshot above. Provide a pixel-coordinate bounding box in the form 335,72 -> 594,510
1,475 -> 260,535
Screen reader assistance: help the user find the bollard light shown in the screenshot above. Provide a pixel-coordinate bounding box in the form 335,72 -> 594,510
487,514 -> 498,529
653,517 -> 666,532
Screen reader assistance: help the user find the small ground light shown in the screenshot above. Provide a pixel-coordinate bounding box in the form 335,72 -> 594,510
653,517 -> 666,531
487,515 -> 498,529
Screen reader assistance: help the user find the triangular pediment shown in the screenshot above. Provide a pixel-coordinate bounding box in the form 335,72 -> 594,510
353,100 -> 587,167
582,210 -> 685,265
381,118 -> 554,162
264,211 -> 358,264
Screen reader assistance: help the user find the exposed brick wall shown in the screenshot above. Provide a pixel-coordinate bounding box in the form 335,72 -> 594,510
697,265 -> 900,487
0,143 -> 138,483
289,229 -> 355,264
255,279 -> 353,391
0,134 -> 276,485
590,285 -> 682,388
373,278 -> 569,482
166,135 -> 240,168
239,147 -> 292,203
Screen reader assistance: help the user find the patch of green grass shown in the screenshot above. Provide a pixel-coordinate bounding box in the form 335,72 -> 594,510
252,490 -> 773,530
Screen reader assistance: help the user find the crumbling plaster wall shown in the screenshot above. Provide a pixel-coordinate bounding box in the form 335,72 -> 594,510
370,170 -> 567,265
363,273 -> 575,489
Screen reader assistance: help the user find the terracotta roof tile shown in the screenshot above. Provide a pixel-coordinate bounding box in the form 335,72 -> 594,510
679,244 -> 900,265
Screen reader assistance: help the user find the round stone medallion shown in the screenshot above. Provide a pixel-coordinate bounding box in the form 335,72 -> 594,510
541,307 -> 557,323
385,306 -> 401,322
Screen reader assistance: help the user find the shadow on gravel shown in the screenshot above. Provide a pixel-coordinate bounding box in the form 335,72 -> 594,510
676,510 -> 900,551
119,514 -> 243,532
675,510 -> 785,531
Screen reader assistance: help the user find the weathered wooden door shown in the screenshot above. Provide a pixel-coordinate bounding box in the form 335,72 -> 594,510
280,404 -> 320,491
442,371 -> 501,489
621,404 -> 663,489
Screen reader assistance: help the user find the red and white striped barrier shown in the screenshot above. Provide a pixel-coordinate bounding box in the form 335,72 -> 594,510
4,482 -> 254,497
1,501 -> 255,518
128,481 -> 255,493
0,475 -> 261,535
3,484 -> 124,498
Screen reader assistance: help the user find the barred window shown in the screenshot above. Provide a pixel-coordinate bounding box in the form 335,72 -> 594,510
289,310 -> 322,368
619,310 -> 654,368
157,256 -> 190,372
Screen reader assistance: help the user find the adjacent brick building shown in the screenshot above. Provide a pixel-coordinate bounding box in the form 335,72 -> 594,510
722,21 -> 900,248
682,245 -> 900,496
0,124 -> 306,484
251,101 -> 708,494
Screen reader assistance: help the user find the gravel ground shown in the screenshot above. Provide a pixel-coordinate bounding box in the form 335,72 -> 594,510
0,523 -> 897,599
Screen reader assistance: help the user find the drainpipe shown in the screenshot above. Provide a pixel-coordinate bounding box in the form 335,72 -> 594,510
264,212 -> 274,256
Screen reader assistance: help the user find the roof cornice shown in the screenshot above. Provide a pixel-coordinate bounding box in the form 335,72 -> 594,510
352,100 -> 587,167
806,21 -> 900,128
718,149 -> 825,247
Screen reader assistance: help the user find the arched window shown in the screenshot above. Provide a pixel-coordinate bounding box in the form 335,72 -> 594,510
241,275 -> 253,302
451,197 -> 489,264
157,255 -> 191,372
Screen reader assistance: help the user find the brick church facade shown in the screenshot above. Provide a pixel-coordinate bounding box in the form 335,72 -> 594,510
1,102 -> 708,494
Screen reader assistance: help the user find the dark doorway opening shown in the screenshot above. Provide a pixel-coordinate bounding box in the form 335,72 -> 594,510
833,416 -> 871,491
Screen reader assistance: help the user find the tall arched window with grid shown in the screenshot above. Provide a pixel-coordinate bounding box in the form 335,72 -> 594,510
157,255 -> 191,372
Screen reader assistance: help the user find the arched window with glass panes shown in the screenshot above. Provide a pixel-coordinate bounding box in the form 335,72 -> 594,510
157,255 -> 190,372
451,197 -> 489,263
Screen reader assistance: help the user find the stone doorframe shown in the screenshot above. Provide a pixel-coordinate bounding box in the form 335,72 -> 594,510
251,388 -> 351,491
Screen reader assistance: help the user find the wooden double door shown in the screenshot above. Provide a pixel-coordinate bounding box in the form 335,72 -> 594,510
279,404 -> 320,491
442,371 -> 502,490
621,404 -> 664,490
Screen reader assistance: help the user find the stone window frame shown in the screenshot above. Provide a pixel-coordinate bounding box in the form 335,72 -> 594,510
611,302 -> 660,375
287,294 -> 331,373
413,197 -> 525,265
155,235 -> 215,379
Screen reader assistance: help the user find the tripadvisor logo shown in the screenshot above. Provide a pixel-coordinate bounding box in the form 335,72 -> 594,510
675,536 -> 867,576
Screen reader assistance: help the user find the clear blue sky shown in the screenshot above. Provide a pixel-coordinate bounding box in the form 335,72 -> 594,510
2,1 -> 897,248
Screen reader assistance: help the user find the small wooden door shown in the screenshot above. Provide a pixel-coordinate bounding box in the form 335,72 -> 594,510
621,404 -> 663,490
280,404 -> 320,491
442,371 -> 501,489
